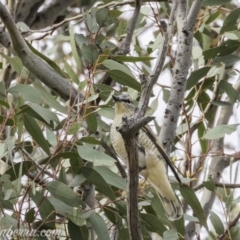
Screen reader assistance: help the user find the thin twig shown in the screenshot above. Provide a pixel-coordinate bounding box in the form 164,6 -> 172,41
193,182 -> 240,192
120,0 -> 142,54
217,211 -> 240,240
151,0 -> 178,83
101,139 -> 127,179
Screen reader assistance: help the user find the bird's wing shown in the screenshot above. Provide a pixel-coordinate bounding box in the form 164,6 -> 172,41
140,151 -> 183,220
142,125 -> 182,184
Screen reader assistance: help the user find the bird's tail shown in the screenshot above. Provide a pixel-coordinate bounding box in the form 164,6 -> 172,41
155,190 -> 183,220
144,152 -> 183,220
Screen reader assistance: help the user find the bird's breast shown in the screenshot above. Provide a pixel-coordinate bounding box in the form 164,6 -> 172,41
110,119 -> 128,163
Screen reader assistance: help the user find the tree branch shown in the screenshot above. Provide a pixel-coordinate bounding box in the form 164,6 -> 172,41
117,114 -> 154,240
0,2 -> 83,104
159,0 -> 203,156
186,79 -> 240,238
16,0 -> 44,26
119,0 -> 142,54
30,0 -> 77,30
151,0 -> 178,83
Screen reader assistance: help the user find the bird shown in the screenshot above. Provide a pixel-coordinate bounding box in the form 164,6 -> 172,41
110,94 -> 183,220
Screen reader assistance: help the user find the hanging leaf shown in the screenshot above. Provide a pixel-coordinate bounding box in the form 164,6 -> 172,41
81,167 -> 116,201
94,166 -> 126,190
70,26 -> 82,70
209,210 -> 224,235
96,8 -> 110,27
33,81 -> 68,114
23,114 -> 50,154
64,61 -> 79,84
203,177 -> 215,191
83,8 -> 99,34
75,34 -> 89,48
77,145 -> 115,166
108,70 -> 141,91
180,185 -> 208,230
204,124 -> 239,140
163,229 -> 178,240
5,161 -> 33,181
102,59 -> 134,78
0,54 -> 23,75
198,122 -> 208,153
103,206 -> 122,224
141,213 -> 167,236
25,208 -> 35,224
30,191 -> 55,229
48,198 -> 88,226
186,67 -> 211,90
8,85 -> 42,104
89,213 -> 110,240
219,80 -> 239,102
68,220 -> 89,239
85,108 -> 98,132
0,116 -> 14,126
46,181 -> 85,207
221,7 -> 240,33
28,103 -> 59,124
82,44 -> 99,65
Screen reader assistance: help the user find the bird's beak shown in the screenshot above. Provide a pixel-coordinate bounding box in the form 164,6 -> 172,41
112,95 -> 120,102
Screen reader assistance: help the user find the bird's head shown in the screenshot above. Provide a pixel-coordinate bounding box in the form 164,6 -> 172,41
112,94 -> 136,116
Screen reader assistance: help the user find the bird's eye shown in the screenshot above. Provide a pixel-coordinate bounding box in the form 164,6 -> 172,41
123,99 -> 131,104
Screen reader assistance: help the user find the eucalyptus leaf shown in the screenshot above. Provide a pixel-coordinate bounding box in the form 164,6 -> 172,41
163,229 -> 178,240
24,114 -> 50,154
221,8 -> 240,33
204,124 -> 239,140
180,185 -> 208,230
102,59 -> 134,78
108,70 -> 141,92
48,198 -> 88,226
75,34 -> 89,48
95,166 -> 126,190
85,109 -> 98,132
46,181 -> 85,207
77,145 -> 115,166
33,81 -> 68,114
219,80 -> 239,102
186,67 -> 211,90
81,167 -> 116,200
28,103 -> 59,124
209,210 -> 224,235
89,213 -> 110,240
30,191 -> 55,229
64,61 -> 79,84
8,85 -> 41,104
70,26 -> 82,70
141,213 -> 167,236
82,44 -> 99,65
0,54 -> 23,75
